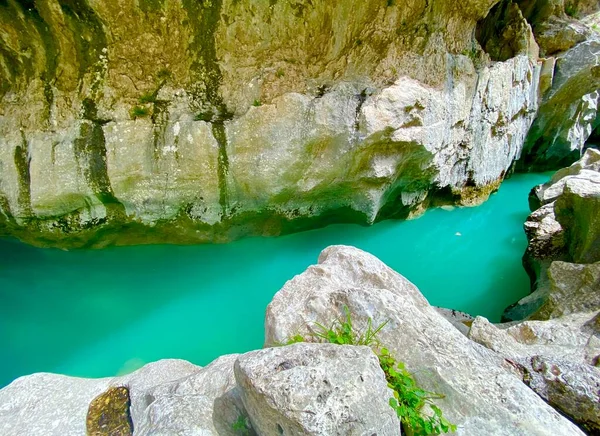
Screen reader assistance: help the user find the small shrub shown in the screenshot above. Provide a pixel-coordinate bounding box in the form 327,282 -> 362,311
565,3 -> 577,17
252,99 -> 262,107
286,307 -> 455,436
275,68 -> 285,78
232,415 -> 251,435
129,105 -> 149,119
139,92 -> 156,104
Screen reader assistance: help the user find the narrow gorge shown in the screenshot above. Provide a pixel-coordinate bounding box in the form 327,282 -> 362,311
0,0 -> 599,435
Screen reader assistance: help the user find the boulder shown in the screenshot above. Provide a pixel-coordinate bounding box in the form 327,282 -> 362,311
265,245 -> 585,435
134,354 -> 245,436
507,149 -> 600,321
531,261 -> 600,319
555,174 -> 600,263
469,312 -> 600,433
0,359 -> 228,436
234,343 -> 400,436
525,356 -> 600,435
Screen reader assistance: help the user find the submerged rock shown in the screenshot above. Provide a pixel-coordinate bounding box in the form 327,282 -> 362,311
234,343 -> 400,436
265,245 -> 584,435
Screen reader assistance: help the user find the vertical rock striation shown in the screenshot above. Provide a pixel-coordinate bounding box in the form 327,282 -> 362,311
0,0 -> 547,247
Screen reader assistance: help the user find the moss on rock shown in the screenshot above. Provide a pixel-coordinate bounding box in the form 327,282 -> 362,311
86,386 -> 133,436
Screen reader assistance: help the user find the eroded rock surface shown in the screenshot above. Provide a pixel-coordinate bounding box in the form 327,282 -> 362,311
265,245 -> 584,435
469,312 -> 600,433
506,148 -> 600,321
235,343 -> 400,436
520,38 -> 600,170
0,0 -> 548,248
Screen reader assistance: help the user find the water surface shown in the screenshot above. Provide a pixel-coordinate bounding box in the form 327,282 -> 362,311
0,172 -> 550,387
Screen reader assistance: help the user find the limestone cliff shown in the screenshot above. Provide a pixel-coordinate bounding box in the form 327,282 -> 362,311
0,0 -> 595,247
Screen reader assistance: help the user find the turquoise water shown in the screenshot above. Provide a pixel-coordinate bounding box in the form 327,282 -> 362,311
0,173 -> 550,387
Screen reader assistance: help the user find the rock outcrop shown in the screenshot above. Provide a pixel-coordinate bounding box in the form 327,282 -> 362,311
265,245 -> 584,435
505,148 -> 600,321
234,343 -> 400,436
469,312 -> 600,434
0,0 -> 548,248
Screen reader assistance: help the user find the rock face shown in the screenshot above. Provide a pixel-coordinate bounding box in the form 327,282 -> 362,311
0,0 -> 550,248
265,245 -> 584,435
512,0 -> 600,170
518,35 -> 600,170
469,312 -> 600,434
505,148 -> 600,321
234,343 -> 400,436
0,358 -> 240,436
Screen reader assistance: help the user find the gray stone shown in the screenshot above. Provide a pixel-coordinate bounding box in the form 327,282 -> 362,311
435,307 -> 475,336
555,174 -> 600,263
0,359 -> 216,436
531,261 -> 600,319
234,343 -> 400,436
469,311 -> 600,365
468,313 -> 600,433
509,149 -> 600,321
525,356 -> 600,435
134,354 -> 245,436
265,245 -> 585,436
520,40 -> 600,170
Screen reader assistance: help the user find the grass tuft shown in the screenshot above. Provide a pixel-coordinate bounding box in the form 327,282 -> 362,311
286,307 -> 456,436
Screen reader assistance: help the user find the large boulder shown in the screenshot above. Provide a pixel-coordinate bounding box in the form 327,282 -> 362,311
265,245 -> 584,435
469,312 -> 600,433
133,354 -> 245,436
532,261 -> 600,319
234,343 -> 400,436
506,148 -> 600,321
0,358 -> 248,436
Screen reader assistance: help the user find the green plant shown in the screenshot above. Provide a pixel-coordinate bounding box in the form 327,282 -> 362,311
139,92 -> 157,104
232,415 -> 251,435
129,105 -> 149,119
252,99 -> 262,107
461,47 -> 478,62
312,306 -> 388,347
379,348 -> 456,435
565,3 -> 577,17
275,68 -> 285,78
286,308 -> 455,436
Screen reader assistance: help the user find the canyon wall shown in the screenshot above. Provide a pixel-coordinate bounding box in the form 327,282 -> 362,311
0,0 -> 597,247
